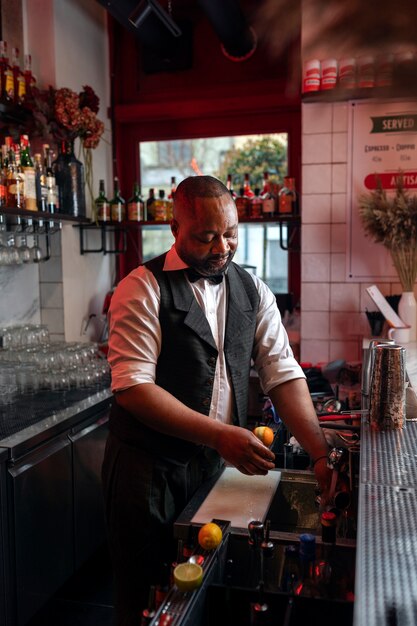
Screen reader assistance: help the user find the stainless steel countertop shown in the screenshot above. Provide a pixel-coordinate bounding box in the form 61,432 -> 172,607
354,419 -> 417,626
0,387 -> 113,460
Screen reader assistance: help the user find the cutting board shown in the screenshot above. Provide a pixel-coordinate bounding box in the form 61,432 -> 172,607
191,467 -> 281,529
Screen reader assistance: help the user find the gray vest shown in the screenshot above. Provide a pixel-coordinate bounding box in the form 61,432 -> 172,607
109,253 -> 260,465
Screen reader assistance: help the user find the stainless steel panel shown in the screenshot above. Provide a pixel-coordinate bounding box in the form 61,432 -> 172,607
9,434 -> 73,626
0,448 -> 9,626
355,421 -> 417,626
70,412 -> 109,569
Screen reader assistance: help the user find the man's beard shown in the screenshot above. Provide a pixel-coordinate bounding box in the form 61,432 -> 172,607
195,251 -> 235,276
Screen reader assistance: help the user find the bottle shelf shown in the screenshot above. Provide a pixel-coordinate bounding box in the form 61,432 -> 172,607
0,206 -> 90,223
302,84 -> 417,103
73,215 -> 301,255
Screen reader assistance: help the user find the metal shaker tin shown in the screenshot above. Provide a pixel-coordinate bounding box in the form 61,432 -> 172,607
369,344 -> 406,431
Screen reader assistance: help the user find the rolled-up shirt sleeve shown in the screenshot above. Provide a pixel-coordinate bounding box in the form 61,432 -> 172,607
251,276 -> 305,394
107,267 -> 161,392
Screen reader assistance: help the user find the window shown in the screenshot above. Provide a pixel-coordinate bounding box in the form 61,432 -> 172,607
139,133 -> 290,293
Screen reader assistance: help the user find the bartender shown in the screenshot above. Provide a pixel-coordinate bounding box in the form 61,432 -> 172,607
102,175 -> 331,625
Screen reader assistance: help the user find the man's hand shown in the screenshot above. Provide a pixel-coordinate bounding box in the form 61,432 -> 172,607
313,456 -> 333,508
215,424 -> 276,476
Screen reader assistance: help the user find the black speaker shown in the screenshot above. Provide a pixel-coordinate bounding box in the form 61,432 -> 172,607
140,19 -> 193,74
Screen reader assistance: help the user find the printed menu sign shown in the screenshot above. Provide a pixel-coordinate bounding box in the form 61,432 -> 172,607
347,100 -> 417,281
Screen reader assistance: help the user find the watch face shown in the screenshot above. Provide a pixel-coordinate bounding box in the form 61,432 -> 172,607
322,398 -> 342,413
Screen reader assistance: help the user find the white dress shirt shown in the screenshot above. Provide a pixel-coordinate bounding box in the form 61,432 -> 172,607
108,245 -> 305,424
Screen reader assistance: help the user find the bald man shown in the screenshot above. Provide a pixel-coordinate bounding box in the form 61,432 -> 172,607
102,175 -> 331,625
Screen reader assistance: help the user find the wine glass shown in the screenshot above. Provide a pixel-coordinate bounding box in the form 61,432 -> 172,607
31,234 -> 43,263
18,234 -> 32,264
6,233 -> 21,265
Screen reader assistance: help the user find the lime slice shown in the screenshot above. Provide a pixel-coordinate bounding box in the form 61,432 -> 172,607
173,562 -> 203,592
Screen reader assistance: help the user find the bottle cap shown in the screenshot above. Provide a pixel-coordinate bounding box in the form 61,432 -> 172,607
299,533 -> 316,560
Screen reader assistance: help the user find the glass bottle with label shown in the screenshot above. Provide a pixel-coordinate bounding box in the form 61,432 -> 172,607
110,177 -> 125,222
153,189 -> 168,221
127,182 -> 144,221
20,135 -> 37,211
261,171 -> 276,217
235,186 -> 249,220
226,173 -> 237,199
11,48 -> 25,105
23,54 -> 36,102
1,41 -> 13,103
278,177 -> 298,215
250,188 -> 263,219
243,172 -> 254,198
95,179 -> 110,223
146,188 -> 155,220
34,153 -> 48,211
6,147 -> 24,209
46,146 -> 58,213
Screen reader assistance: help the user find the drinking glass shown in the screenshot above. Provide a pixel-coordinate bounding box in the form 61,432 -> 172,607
18,234 -> 32,263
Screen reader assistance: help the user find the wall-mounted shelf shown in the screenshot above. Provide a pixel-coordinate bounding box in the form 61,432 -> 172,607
0,206 -> 89,223
302,84 -> 417,103
73,223 -> 127,255
74,215 -> 300,255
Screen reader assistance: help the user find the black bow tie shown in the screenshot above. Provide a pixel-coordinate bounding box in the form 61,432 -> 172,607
185,268 -> 224,284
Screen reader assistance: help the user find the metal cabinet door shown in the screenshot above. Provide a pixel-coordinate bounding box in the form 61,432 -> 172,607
70,412 -> 109,569
8,434 -> 73,626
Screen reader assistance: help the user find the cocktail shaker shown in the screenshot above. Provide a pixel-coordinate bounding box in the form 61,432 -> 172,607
369,343 -> 406,431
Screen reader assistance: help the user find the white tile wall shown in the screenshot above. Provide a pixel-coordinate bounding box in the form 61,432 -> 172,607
302,224 -> 331,253
302,253 -> 331,282
303,134 -> 332,164
331,194 -> 347,223
300,101 -> 407,363
302,194 -> 331,223
302,164 -> 332,194
303,283 -> 330,311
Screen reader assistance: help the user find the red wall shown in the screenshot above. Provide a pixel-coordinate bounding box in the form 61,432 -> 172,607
108,2 -> 301,299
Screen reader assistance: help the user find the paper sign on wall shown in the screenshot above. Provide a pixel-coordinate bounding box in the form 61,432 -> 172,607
347,100 -> 417,282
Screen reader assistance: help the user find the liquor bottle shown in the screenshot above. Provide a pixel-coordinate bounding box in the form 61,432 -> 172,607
278,177 -> 298,215
0,42 -> 7,101
280,544 -> 300,593
153,189 -> 167,221
155,562 -> 170,610
23,54 -> 36,101
315,511 -> 337,599
127,181 -> 144,221
0,149 -> 5,207
34,153 -> 48,211
140,585 -> 156,626
0,42 -> 13,103
261,171 -> 276,217
166,176 -> 176,220
11,48 -> 25,105
226,173 -> 237,199
95,179 -> 110,223
295,534 -> 318,597
146,188 -> 155,220
110,177 -> 125,222
168,176 -> 176,200
250,188 -> 263,219
46,146 -> 58,213
6,147 -> 24,208
20,135 -> 37,211
235,186 -> 249,220
243,173 -> 254,198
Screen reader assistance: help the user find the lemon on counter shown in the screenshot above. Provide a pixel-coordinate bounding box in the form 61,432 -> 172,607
253,425 -> 274,446
197,522 -> 223,551
173,562 -> 203,592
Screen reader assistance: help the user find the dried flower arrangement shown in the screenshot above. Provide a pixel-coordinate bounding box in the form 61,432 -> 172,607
28,84 -> 104,150
359,175 -> 417,291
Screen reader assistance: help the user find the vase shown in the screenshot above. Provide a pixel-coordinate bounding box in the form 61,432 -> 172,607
394,291 -> 417,344
54,140 -> 86,217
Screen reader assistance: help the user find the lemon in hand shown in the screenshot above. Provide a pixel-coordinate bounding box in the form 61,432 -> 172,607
253,425 -> 274,446
173,562 -> 203,592
198,522 -> 223,551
